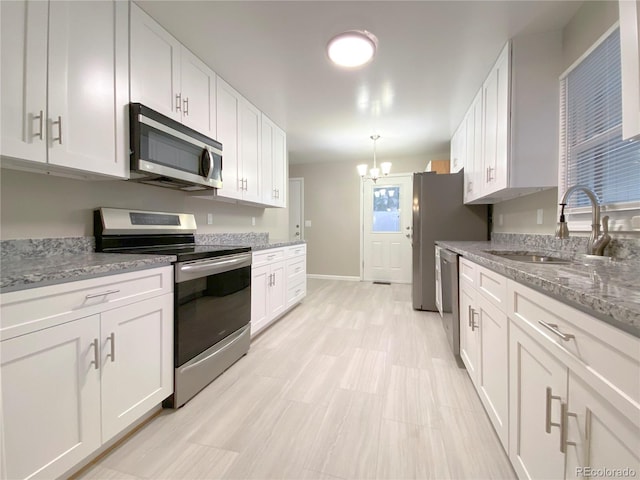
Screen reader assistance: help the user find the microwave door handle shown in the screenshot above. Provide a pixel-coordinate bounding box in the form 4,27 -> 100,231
208,149 -> 214,180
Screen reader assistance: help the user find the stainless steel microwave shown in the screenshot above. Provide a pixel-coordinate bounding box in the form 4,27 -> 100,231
129,103 -> 222,191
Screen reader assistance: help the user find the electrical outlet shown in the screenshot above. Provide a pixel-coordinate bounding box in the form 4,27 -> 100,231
498,214 -> 503,227
251,217 -> 256,226
207,213 -> 214,225
537,209 -> 544,225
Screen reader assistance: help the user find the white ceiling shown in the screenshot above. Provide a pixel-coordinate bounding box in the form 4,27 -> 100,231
136,0 -> 583,165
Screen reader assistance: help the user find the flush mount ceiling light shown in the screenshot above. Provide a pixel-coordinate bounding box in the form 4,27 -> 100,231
358,134 -> 391,183
327,30 -> 378,68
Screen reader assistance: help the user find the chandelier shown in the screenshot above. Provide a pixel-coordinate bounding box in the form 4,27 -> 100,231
357,134 -> 391,183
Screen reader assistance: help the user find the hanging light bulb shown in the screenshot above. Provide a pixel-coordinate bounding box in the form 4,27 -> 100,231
357,134 -> 391,183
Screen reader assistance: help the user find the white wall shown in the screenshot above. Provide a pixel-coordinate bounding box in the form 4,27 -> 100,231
290,153 -> 448,277
492,1 -> 618,235
0,168 -> 288,240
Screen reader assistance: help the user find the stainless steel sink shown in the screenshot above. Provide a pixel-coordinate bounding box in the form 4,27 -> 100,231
484,250 -> 572,264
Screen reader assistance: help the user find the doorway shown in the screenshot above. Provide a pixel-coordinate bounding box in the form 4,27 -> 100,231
289,177 -> 304,241
360,173 -> 413,283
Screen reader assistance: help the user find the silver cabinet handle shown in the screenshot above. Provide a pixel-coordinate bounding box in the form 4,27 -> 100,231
244,178 -> 248,191
183,97 -> 189,116
467,181 -> 473,193
267,254 -> 276,260
85,289 -> 120,300
468,305 -> 473,327
538,321 -> 575,341
90,338 -> 99,370
468,307 -> 479,331
33,110 -> 44,140
176,93 -> 182,112
560,402 -> 577,453
52,116 -> 63,144
545,387 -> 562,433
106,332 -> 115,363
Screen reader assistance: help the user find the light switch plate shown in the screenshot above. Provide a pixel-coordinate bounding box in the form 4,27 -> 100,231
207,213 -> 214,225
537,209 -> 544,225
252,217 -> 256,226
305,220 -> 312,227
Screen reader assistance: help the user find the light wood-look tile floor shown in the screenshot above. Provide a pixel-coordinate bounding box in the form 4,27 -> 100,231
77,279 -> 515,480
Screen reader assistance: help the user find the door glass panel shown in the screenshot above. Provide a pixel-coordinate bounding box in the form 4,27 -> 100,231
372,186 -> 400,232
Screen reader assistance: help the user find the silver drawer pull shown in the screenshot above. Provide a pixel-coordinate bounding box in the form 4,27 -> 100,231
267,255 -> 276,260
538,321 -> 575,341
33,110 -> 44,140
85,289 -> 120,299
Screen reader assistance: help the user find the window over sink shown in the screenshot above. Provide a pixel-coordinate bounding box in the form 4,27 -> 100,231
559,25 -> 640,232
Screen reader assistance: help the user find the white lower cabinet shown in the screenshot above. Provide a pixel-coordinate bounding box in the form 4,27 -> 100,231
458,258 -> 508,450
251,244 -> 306,337
2,315 -> 102,480
0,266 -> 173,479
506,273 -> 640,479
460,257 -> 640,480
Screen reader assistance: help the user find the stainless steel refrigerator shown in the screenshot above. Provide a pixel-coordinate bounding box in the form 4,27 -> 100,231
412,171 -> 488,311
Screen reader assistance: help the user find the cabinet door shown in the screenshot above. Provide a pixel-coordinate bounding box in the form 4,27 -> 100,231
463,97 -> 478,202
450,122 -> 465,174
459,281 -> 480,385
180,48 -> 216,138
620,0 -> 640,140
0,0 -> 48,164
130,3 -> 181,122
239,98 -> 262,203
477,294 -> 509,449
100,294 -> 173,442
216,77 -> 242,200
269,261 -> 287,320
251,264 -> 270,336
564,372 -> 640,479
1,316 -> 101,480
482,44 -> 509,195
261,115 -> 276,205
509,321 -> 567,480
272,124 -> 287,207
47,0 -> 128,178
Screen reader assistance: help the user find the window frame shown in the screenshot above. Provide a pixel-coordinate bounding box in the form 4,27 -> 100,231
558,22 -> 640,233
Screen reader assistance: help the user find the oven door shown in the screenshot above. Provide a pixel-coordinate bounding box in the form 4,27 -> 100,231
130,103 -> 222,189
174,253 -> 251,367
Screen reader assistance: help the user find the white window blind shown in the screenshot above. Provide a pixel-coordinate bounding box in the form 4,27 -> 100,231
559,26 -> 640,214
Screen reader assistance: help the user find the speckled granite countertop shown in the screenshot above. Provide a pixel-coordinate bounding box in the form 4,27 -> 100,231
436,241 -> 640,337
1,253 -> 176,293
248,240 -> 306,251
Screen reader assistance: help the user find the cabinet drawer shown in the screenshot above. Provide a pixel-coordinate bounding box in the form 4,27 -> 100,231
287,278 -> 306,307
459,257 -> 477,286
508,280 -> 640,404
286,256 -> 306,283
476,264 -> 507,310
252,248 -> 285,267
0,266 -> 173,340
286,244 -> 306,258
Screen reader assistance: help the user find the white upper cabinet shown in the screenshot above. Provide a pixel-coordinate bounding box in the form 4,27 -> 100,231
450,121 -> 465,174
463,89 -> 483,203
459,31 -> 562,204
130,3 -> 216,139
1,0 -> 129,179
619,0 -> 640,140
261,114 -> 287,207
214,77 -> 262,203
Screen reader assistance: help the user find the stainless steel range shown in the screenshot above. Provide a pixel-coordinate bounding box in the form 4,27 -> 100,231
94,207 -> 251,408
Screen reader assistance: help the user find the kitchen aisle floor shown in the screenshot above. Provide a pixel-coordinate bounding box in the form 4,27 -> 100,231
76,279 -> 515,480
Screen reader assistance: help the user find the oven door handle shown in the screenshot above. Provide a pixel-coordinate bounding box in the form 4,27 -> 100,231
177,253 -> 252,281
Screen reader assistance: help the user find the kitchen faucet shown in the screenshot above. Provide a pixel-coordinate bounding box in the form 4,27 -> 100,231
556,185 -> 611,255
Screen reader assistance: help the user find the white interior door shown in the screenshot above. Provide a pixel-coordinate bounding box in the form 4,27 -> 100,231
289,178 -> 304,240
362,174 -> 413,283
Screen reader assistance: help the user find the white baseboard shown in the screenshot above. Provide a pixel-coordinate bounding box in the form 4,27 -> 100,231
307,274 -> 361,282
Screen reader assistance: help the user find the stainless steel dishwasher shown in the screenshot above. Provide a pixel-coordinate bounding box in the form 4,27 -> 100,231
439,248 -> 461,359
